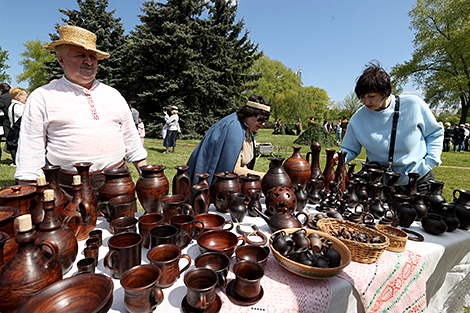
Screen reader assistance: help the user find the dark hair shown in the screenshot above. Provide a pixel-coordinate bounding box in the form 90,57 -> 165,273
354,60 -> 391,99
237,95 -> 271,119
0,83 -> 11,94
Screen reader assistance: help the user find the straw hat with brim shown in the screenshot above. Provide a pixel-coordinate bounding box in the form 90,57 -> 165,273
44,25 -> 110,60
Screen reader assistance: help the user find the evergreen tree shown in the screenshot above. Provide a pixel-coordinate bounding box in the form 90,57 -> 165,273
129,0 -> 261,138
44,0 -> 130,96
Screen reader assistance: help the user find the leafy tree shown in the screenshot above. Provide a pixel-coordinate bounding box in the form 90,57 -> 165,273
391,0 -> 470,124
16,40 -> 56,91
128,0 -> 260,138
44,0 -> 130,95
0,47 -> 11,83
339,90 -> 362,116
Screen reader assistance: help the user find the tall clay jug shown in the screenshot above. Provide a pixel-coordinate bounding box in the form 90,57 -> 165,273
193,173 -> 210,206
173,165 -> 191,201
36,190 -> 81,274
99,168 -> 136,202
322,149 -> 336,192
261,158 -> 292,196
136,165 -> 169,213
283,146 -> 311,189
334,150 -> 348,193
211,172 -> 242,213
306,142 -> 325,189
0,214 -> 62,313
73,162 -> 98,209
42,165 -> 69,216
452,189 -> 470,230
192,184 -> 210,215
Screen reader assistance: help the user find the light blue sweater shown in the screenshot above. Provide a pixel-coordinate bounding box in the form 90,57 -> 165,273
340,95 -> 444,185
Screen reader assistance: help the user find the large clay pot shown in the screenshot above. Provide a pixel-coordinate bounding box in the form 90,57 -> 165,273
73,162 -> 98,209
283,146 -> 311,189
0,185 -> 37,216
211,172 -> 242,213
239,173 -> 262,201
172,165 -> 191,201
61,182 -> 95,241
306,142 -> 325,190
261,158 -> 292,196
421,213 -> 447,235
36,197 -> 81,274
452,189 -> 470,230
99,168 -> 136,203
322,149 -> 336,192
136,165 -> 169,213
0,216 -> 62,313
0,206 -> 19,263
334,150 -> 348,193
42,165 -> 69,216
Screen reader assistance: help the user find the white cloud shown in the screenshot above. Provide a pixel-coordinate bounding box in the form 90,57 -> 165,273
401,90 -> 424,98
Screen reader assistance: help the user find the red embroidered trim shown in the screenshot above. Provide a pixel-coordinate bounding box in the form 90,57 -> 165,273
84,92 -> 100,120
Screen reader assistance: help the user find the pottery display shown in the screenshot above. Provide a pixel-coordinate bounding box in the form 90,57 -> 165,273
239,173 -> 262,200
42,165 -> 69,216
0,185 -> 37,216
261,158 -> 293,196
452,189 -> 470,230
99,168 -> 136,203
136,165 -> 169,213
211,171 -> 242,213
173,165 -> 192,201
283,146 -> 311,189
306,142 -> 325,190
322,149 -> 336,192
73,162 -> 98,209
421,213 -> 447,235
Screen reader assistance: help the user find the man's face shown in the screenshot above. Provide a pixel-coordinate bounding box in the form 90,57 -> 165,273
57,45 -> 98,87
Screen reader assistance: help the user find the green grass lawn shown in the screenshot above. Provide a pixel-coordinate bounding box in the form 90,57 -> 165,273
0,128 -> 468,203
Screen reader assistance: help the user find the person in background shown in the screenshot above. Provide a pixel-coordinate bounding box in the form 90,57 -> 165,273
14,25 -> 147,199
163,106 -> 179,154
186,95 -> 270,187
0,83 -> 12,158
7,87 -> 28,166
341,115 -> 349,141
464,123 -> 469,151
453,123 -> 464,152
295,118 -> 302,135
129,100 -> 140,128
138,118 -> 145,146
308,116 -> 315,127
335,118 -> 342,143
443,122 -> 453,152
340,61 -> 443,194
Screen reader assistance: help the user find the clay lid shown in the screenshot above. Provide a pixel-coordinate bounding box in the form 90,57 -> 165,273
239,173 -> 260,181
0,206 -> 20,222
0,185 -> 36,199
215,171 -> 238,180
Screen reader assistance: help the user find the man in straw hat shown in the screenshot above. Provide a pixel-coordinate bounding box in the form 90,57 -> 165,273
15,25 -> 147,199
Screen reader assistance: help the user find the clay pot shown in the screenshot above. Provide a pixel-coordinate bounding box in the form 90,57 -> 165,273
136,165 -> 169,213
428,181 -> 446,213
61,182 -> 95,241
192,184 -> 210,215
193,173 -> 211,206
453,189 -> 470,230
247,189 -> 262,217
442,203 -> 460,232
193,213 -> 234,233
253,207 -> 308,232
334,150 -> 348,193
173,165 -> 191,201
73,162 -> 98,209
283,146 -> 311,189
0,185 -> 37,216
421,213 -> 447,235
306,142 -> 325,189
229,193 -> 247,223
294,184 -> 308,212
42,165 -> 68,216
397,202 -> 417,228
235,245 -> 270,269
261,158 -> 293,196
411,193 -> 428,220
197,230 -> 246,257
239,173 -> 262,201
306,178 -> 322,205
265,186 -> 297,216
211,172 -> 241,213
99,168 -> 136,203
322,149 -> 336,192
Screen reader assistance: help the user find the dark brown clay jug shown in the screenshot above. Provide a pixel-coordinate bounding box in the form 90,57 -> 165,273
334,150 -> 348,193
306,142 -> 325,189
211,172 -> 242,213
42,165 -> 69,216
136,165 -> 169,213
36,192 -> 81,274
0,206 -> 19,264
442,203 -> 460,232
239,173 -> 262,201
306,178 -> 322,205
0,185 -> 37,216
0,215 -> 62,313
99,168 -> 136,203
61,182 -> 95,241
194,173 -> 210,205
452,189 -> 470,230
261,158 -> 293,196
283,146 -> 311,189
173,165 -> 191,201
192,184 -> 210,215
73,162 -> 98,209
322,149 -> 336,192
247,189 -> 262,217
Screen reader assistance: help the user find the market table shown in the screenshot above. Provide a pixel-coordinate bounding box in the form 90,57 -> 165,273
65,203 -> 470,313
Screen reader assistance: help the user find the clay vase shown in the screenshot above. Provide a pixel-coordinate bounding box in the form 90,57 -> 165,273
452,189 -> 470,230
346,180 -> 359,209
247,189 -> 262,217
194,173 -> 211,205
61,182 -> 95,241
99,168 -> 136,203
322,149 -> 336,192
42,165 -> 69,216
31,182 -> 50,227
73,162 -> 98,209
172,165 -> 191,201
261,158 -> 293,196
0,218 -> 62,313
211,172 -> 242,213
294,184 -> 308,212
442,203 -> 460,232
192,184 -> 210,215
283,146 -> 311,189
239,173 -> 262,201
347,163 -> 357,182
421,213 -> 447,235
0,206 -> 19,264
369,195 -> 385,219
0,185 -> 37,216
428,181 -> 446,212
136,165 -> 169,213
411,193 -> 428,220
407,173 -> 420,197
306,178 -> 322,205
334,150 -> 348,193
229,193 -> 247,223
397,202 -> 417,228
306,142 -> 325,190
36,197 -> 81,274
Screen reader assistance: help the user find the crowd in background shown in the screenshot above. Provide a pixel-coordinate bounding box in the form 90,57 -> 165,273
443,122 -> 470,152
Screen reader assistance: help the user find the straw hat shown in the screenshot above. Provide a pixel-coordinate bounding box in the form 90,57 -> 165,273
44,25 -> 110,60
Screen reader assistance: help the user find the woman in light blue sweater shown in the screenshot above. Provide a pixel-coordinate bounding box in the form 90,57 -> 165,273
340,61 -> 443,193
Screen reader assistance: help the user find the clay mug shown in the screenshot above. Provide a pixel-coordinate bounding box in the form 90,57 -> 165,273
193,213 -> 234,233
88,229 -> 102,246
110,216 -> 138,235
233,260 -> 264,300
195,252 -> 230,288
184,268 -> 218,311
138,213 -> 164,249
84,245 -> 99,263
147,244 -> 191,288
149,224 -> 191,249
104,232 -> 142,279
235,245 -> 270,268
99,195 -> 136,223
120,264 -> 164,313
170,214 -> 204,240
159,194 -> 194,224
86,237 -> 100,248
76,257 -> 96,274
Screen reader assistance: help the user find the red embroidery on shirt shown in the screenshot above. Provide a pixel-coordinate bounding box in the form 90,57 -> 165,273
84,92 -> 100,120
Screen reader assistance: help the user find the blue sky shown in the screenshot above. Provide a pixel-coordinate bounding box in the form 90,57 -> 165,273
1,0 -> 420,103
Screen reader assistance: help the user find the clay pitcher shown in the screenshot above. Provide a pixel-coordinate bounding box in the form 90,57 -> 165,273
0,185 -> 37,216
306,142 -> 325,189
61,182 -> 95,241
247,189 -> 262,217
99,168 -> 136,203
452,189 -> 470,230
334,150 -> 348,193
173,165 -> 191,201
0,215 -> 62,313
283,146 -> 311,189
136,165 -> 169,213
229,193 -> 247,223
194,173 -> 210,205
261,158 -> 292,196
322,149 -> 336,192
31,181 -> 50,226
42,165 -> 68,216
160,195 -> 194,224
192,184 -> 210,215
239,173 -> 262,201
211,172 -> 242,213
73,162 -> 98,209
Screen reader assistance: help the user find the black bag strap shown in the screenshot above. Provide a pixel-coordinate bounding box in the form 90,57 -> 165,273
387,96 -> 400,170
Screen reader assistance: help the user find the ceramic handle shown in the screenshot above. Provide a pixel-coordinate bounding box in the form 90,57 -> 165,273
151,286 -> 164,307
199,291 -> 208,310
62,214 -> 82,238
97,201 -> 111,221
176,231 -> 191,249
181,203 -> 194,216
237,235 -> 246,247
192,220 -> 205,237
295,212 -> 309,227
217,272 -> 227,288
104,250 -> 119,272
178,254 -> 192,276
223,220 -> 234,231
38,239 -> 60,266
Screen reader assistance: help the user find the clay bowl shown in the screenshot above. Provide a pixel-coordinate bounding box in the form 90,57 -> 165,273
197,230 -> 245,257
235,244 -> 270,268
17,273 -> 113,313
193,213 -> 233,233
269,228 -> 351,279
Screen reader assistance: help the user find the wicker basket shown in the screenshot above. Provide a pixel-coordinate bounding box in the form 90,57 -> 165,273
375,224 -> 408,253
316,218 -> 390,264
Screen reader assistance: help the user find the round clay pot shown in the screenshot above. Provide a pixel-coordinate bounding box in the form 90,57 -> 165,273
99,168 -> 136,202
261,158 -> 292,196
421,213 -> 447,235
136,165 -> 169,213
283,146 -> 311,189
211,172 -> 241,213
